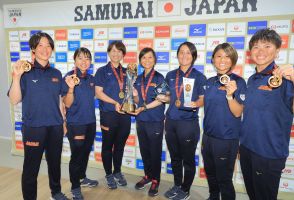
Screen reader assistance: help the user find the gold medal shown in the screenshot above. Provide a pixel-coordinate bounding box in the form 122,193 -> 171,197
268,75 -> 282,88
185,84 -> 191,92
21,61 -> 32,72
219,74 -> 230,85
119,91 -> 125,99
175,99 -> 181,108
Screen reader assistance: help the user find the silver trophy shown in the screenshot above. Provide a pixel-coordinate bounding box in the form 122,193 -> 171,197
154,81 -> 170,97
121,63 -> 138,113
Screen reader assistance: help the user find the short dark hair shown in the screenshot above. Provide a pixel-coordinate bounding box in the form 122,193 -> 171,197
177,41 -> 198,66
249,28 -> 282,50
73,47 -> 92,61
107,41 -> 126,56
212,43 -> 238,67
139,47 -> 157,66
29,32 -> 54,50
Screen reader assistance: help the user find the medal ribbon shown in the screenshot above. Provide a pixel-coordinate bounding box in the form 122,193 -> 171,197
141,69 -> 156,103
175,67 -> 193,100
110,62 -> 124,92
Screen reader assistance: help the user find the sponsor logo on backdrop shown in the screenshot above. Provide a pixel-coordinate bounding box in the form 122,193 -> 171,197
204,64 -> 217,78
55,52 -> 67,62
171,38 -> 187,51
207,23 -> 225,36
94,52 -> 107,63
232,65 -> 243,77
245,51 -> 254,64
292,20 -> 294,33
55,41 -> 68,52
155,26 -> 170,37
206,37 -> 225,51
269,20 -> 290,34
243,64 -> 256,79
156,52 -> 169,63
68,29 -> 80,40
138,39 -> 153,50
282,167 -> 294,179
8,8 -> 21,24
10,52 -> 20,62
279,179 -> 294,192
166,163 -> 173,174
122,157 -> 136,168
227,22 -> 246,35
67,52 -> 74,63
81,40 -> 94,51
136,159 -> 144,170
247,21 -> 267,35
280,35 -> 289,49
237,50 -> 245,64
195,51 -> 205,64
124,52 -> 137,63
188,37 -> 206,50
170,52 -> 178,64
43,30 -> 55,39
124,146 -> 136,157
94,28 -> 108,39
10,42 -> 20,52
189,24 -> 206,36
109,28 -> 123,39
172,25 -> 188,37
94,40 -> 107,51
275,50 -> 287,64
123,39 -> 138,51
30,30 -> 41,37
55,30 -> 67,40
124,27 -> 138,38
68,41 -> 80,51
20,42 -> 30,51
138,26 -> 154,38
19,31 -> 30,41
206,52 -> 212,64
154,39 -> 170,51
227,37 -> 245,49
81,29 -> 94,39
9,31 -> 19,41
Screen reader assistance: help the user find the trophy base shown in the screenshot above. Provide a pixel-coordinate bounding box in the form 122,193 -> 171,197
121,103 -> 136,113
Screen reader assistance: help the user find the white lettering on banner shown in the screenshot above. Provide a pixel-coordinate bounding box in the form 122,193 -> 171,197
4,0 -> 294,27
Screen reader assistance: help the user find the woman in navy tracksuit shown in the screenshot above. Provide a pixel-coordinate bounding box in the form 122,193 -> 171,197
132,48 -> 165,197
62,47 -> 97,200
240,29 -> 294,200
8,32 -> 68,200
202,43 -> 246,200
157,42 -> 206,200
95,41 -> 131,189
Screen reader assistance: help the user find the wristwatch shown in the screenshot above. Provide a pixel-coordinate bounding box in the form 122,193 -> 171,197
226,94 -> 233,100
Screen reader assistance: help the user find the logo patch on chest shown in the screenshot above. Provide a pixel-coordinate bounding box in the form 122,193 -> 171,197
52,77 -> 59,82
258,85 -> 272,91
